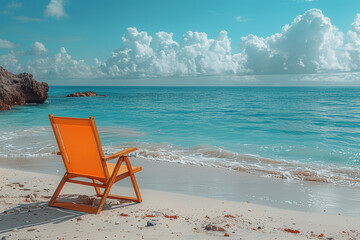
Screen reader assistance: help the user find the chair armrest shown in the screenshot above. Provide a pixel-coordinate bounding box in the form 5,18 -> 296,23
102,147 -> 137,161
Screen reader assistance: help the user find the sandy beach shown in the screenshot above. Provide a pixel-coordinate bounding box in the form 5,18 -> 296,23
0,156 -> 359,239
3,0 -> 360,238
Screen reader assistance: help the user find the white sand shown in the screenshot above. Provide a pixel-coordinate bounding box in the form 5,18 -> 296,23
2,156 -> 360,216
0,167 -> 359,240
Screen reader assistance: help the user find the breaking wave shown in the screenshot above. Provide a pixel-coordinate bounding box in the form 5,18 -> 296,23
1,126 -> 359,186
106,142 -> 360,186
0,126 -> 145,157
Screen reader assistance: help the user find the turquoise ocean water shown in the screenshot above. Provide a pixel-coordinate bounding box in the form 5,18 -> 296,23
1,86 -> 360,185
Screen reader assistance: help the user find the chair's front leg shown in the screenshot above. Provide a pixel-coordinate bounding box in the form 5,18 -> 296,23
124,156 -> 142,202
95,156 -> 124,214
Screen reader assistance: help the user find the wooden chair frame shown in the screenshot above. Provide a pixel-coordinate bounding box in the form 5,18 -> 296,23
49,114 -> 142,214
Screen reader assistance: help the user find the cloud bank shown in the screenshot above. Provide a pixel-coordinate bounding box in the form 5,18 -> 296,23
98,28 -> 245,78
26,47 -> 103,80
3,9 -> 360,82
240,9 -> 345,74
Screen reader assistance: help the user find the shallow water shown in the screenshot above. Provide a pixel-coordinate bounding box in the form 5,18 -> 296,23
1,86 -> 360,185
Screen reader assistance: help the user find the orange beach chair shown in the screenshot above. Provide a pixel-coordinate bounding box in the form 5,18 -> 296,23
48,114 -> 142,214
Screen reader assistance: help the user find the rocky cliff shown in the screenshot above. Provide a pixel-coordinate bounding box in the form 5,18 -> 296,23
0,66 -> 49,110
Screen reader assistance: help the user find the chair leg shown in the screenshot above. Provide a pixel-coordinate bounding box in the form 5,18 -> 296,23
95,181 -> 114,214
49,174 -> 67,206
93,179 -> 102,197
49,173 -> 116,214
129,174 -> 142,202
94,157 -> 142,204
94,193 -> 139,202
124,157 -> 142,202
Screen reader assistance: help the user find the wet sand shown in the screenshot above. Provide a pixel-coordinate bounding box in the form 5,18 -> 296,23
1,155 -> 360,216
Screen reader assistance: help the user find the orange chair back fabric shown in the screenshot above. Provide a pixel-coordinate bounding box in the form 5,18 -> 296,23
50,116 -> 107,178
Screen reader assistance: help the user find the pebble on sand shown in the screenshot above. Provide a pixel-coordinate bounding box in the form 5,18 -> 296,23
147,221 -> 157,227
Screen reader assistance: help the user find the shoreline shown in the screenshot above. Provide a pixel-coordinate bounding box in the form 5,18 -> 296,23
0,167 -> 359,239
1,124 -> 360,186
1,155 -> 360,217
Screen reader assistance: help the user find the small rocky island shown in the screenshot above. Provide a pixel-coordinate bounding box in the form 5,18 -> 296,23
0,66 -> 49,111
66,91 -> 105,97
66,91 -> 98,97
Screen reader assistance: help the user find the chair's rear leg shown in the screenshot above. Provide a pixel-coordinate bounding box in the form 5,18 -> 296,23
93,179 -> 102,197
95,182 -> 114,214
49,174 -> 67,206
125,157 -> 142,202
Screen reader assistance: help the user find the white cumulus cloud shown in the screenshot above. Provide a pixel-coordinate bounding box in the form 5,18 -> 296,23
240,9 -> 345,74
4,8 -> 360,83
345,14 -> 360,71
29,42 -> 48,56
99,27 -> 245,78
15,41 -> 48,56
26,47 -> 104,80
44,0 -> 67,19
0,39 -> 16,49
0,52 -> 22,73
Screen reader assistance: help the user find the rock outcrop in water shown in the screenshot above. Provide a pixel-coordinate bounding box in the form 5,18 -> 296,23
66,91 -> 106,97
66,91 -> 97,97
0,66 -> 49,111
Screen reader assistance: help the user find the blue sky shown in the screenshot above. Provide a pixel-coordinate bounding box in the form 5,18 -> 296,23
1,0 -> 360,85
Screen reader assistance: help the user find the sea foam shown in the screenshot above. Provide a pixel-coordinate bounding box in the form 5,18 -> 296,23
1,126 -> 359,185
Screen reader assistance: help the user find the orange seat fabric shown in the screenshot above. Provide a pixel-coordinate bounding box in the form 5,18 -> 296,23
106,163 -> 142,177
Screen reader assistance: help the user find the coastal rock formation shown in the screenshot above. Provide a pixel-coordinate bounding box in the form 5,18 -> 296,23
0,66 -> 49,111
66,91 -> 98,97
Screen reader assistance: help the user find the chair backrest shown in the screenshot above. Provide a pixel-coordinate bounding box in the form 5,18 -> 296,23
49,114 -> 109,179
